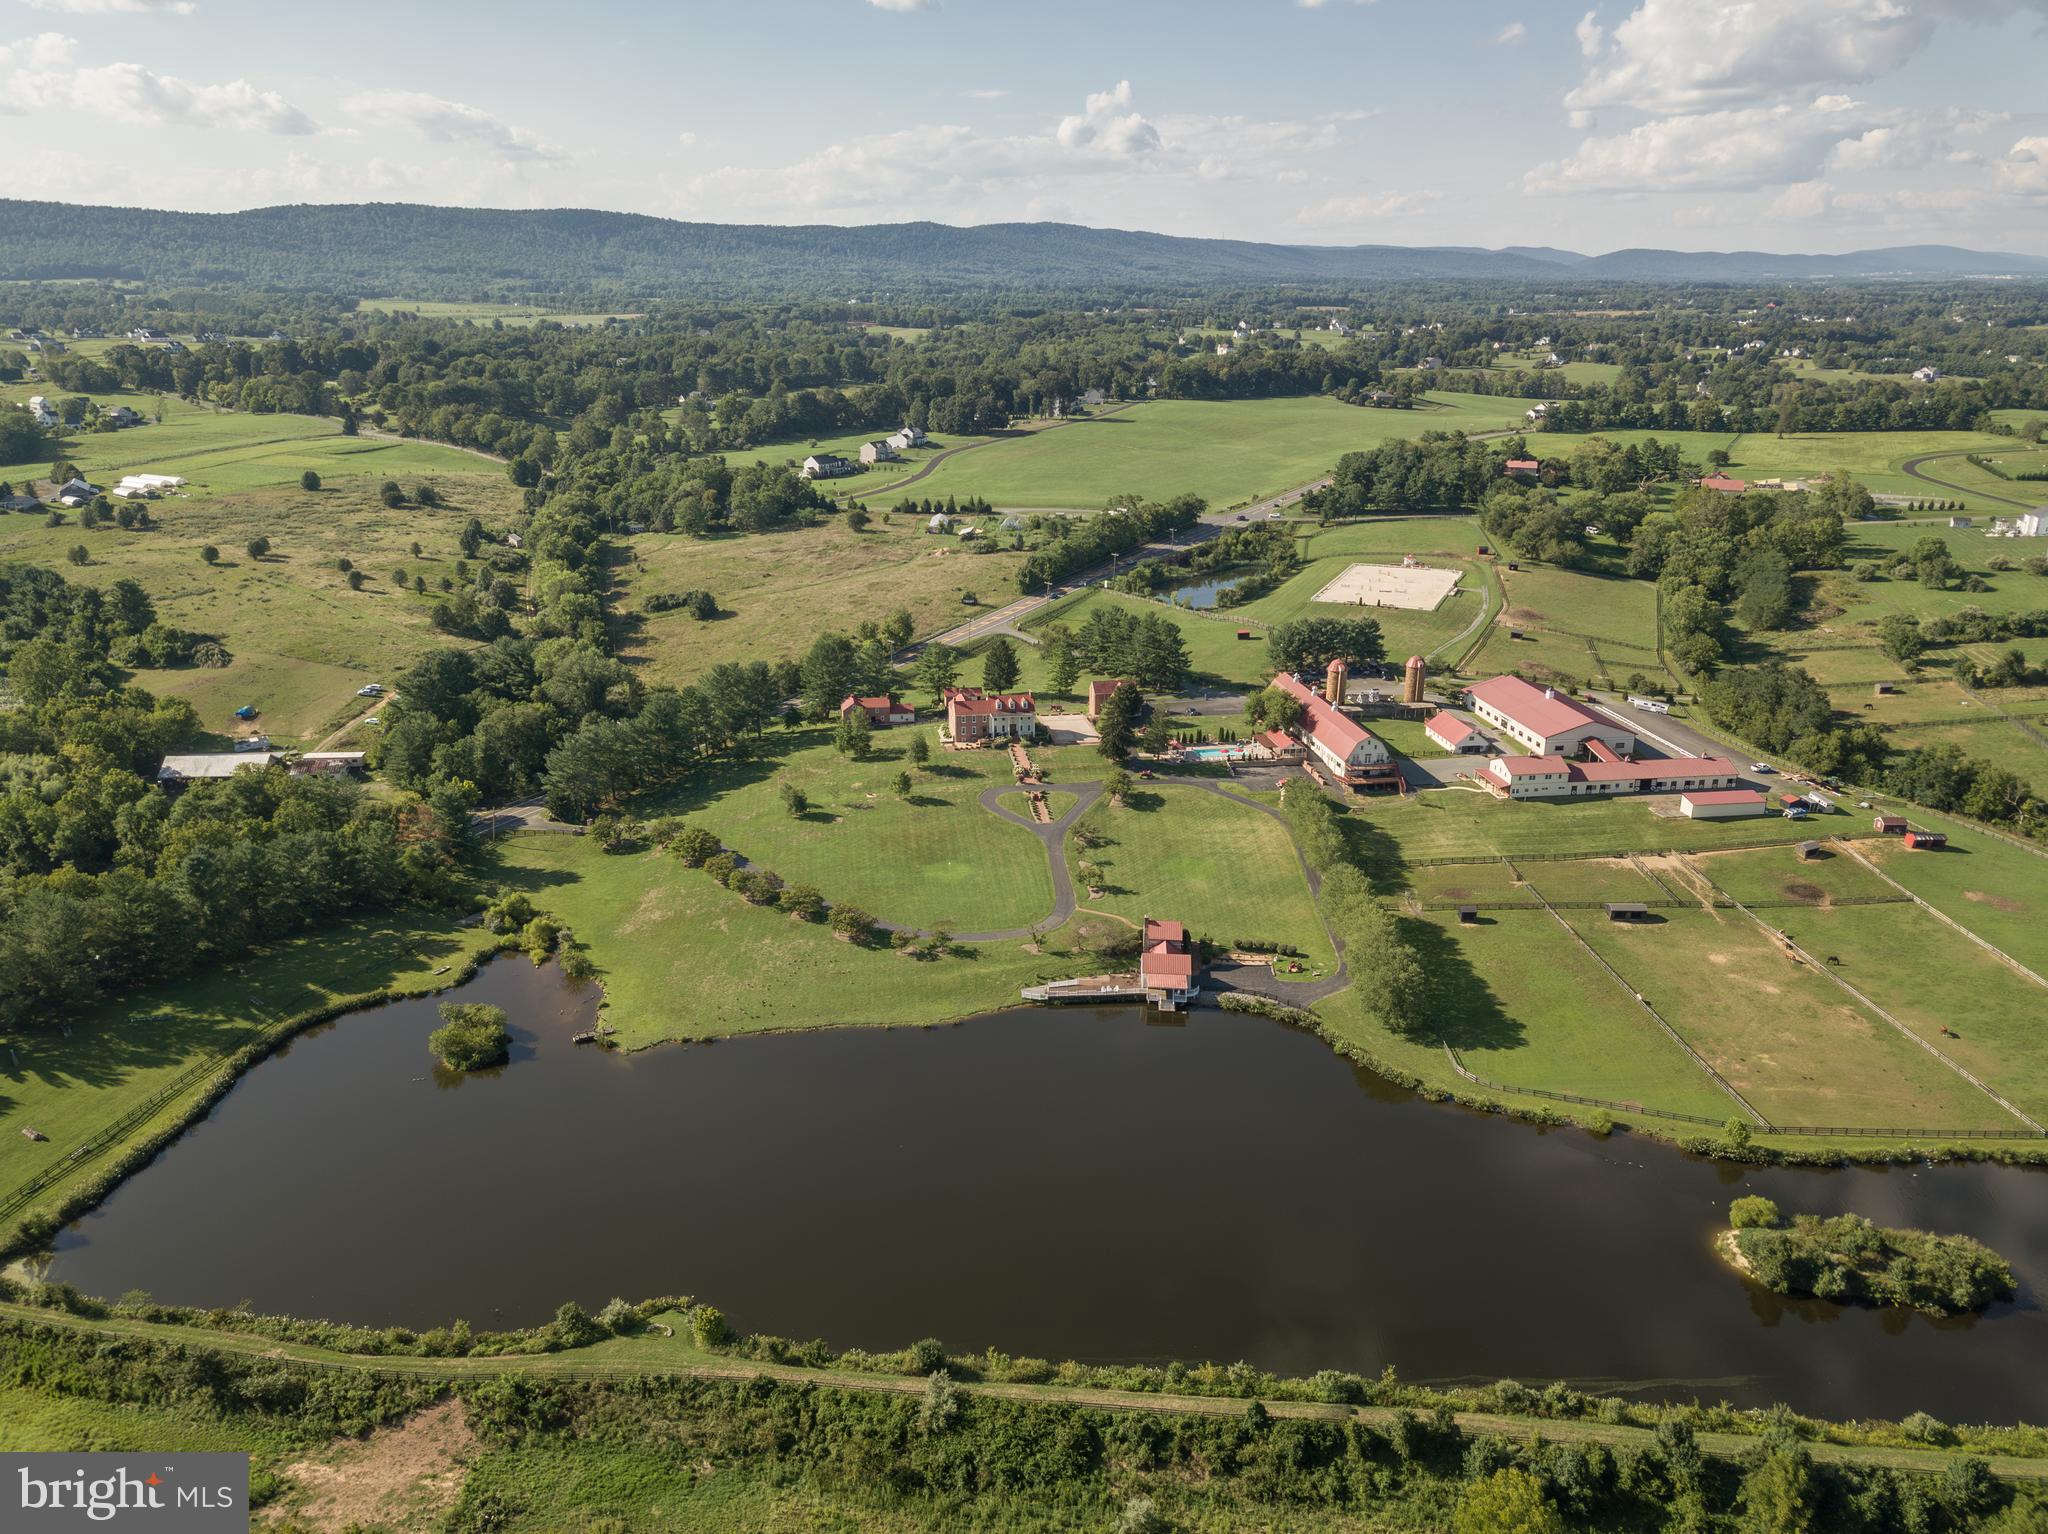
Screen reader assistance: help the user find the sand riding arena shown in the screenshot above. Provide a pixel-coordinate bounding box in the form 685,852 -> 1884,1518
1310,561 -> 1462,611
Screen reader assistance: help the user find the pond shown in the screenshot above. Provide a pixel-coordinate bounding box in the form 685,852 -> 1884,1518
1162,573 -> 1244,610
47,960 -> 2048,1421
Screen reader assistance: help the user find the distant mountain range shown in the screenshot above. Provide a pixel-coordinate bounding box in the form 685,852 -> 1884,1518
1,201 -> 2043,297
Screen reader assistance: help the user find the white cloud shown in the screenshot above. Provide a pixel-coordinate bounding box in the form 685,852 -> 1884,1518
0,31 -> 311,131
21,0 -> 195,13
676,131 -> 698,148
343,89 -> 565,162
1493,21 -> 1527,45
1301,189 -> 1443,225
1054,79 -> 1160,157
1998,136 -> 2048,198
1296,0 -> 1378,8
866,0 -> 930,9
1575,10 -> 1603,57
1566,0 -> 2048,114
964,88 -> 1007,100
1528,96 -> 1885,194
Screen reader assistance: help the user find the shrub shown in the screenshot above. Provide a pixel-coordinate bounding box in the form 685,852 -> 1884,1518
428,1003 -> 510,1071
199,544 -> 219,565
558,949 -> 595,980
671,826 -> 721,866
779,883 -> 825,921
1454,1468 -> 1566,1534
701,851 -> 740,886
300,470 -> 321,491
830,904 -> 877,942
906,1336 -> 949,1376
1729,1196 -> 1780,1229
520,915 -> 563,957
690,1304 -> 732,1349
346,569 -> 367,590
379,480 -> 405,508
551,1301 -> 603,1349
779,780 -> 809,816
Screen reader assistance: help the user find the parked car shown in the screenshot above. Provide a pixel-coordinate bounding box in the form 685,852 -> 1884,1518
1750,762 -> 1776,774
357,683 -> 384,696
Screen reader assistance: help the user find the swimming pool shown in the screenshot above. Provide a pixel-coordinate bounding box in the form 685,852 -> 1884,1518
1178,745 -> 1252,762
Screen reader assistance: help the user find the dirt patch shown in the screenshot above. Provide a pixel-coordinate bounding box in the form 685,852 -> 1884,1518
1436,887 -> 1472,900
277,1398 -> 475,1533
1964,889 -> 2026,914
1504,606 -> 1545,625
1782,882 -> 1828,905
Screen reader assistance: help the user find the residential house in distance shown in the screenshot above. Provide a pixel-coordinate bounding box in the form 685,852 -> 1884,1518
1139,917 -> 1201,1009
1503,457 -> 1541,480
1913,366 -> 1942,383
839,694 -> 917,728
0,491 -> 42,513
1086,678 -> 1134,719
1465,675 -> 1635,758
858,439 -> 898,465
886,425 -> 926,452
799,453 -> 852,480
1697,474 -> 1748,493
26,396 -> 58,429
54,478 -> 102,508
1270,671 -> 1402,790
128,327 -> 168,342
943,687 -> 1036,744
105,406 -> 144,428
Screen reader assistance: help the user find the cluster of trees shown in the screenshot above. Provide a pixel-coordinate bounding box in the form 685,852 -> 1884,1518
1696,664 -> 1887,781
793,613 -> 918,719
1112,521 -> 1300,606
1728,1199 -> 2016,1316
1306,433 -> 1518,519
1016,496 -> 1204,593
1039,606 -> 1192,693
1266,616 -> 1387,675
1282,786 -> 1425,1037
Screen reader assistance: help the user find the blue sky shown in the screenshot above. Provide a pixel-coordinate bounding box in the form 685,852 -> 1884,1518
3,0 -> 2046,253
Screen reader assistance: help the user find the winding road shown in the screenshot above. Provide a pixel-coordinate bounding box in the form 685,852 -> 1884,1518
1899,448 -> 2042,511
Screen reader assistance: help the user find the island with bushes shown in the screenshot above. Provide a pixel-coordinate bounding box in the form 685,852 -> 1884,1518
428,1002 -> 512,1072
1720,1197 -> 2016,1316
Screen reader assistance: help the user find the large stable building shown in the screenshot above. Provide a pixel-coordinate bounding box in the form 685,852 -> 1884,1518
1465,675 -> 1636,758
1271,672 -> 1402,790
1487,754 -> 1738,800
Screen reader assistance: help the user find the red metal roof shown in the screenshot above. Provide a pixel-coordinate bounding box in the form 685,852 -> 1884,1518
1466,675 -> 1614,743
1574,757 -> 1734,784
842,694 -> 905,712
1505,458 -> 1540,473
1425,713 -> 1478,746
1698,475 -> 1748,493
1143,917 -> 1188,944
1271,672 -> 1379,762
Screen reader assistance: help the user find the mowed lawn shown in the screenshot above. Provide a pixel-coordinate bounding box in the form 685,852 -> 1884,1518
616,518 -> 1025,688
0,910 -> 502,1211
1470,561 -> 1665,687
1414,910 -> 1740,1121
488,834 -> 1085,1049
1563,907 -> 2014,1130
1778,903 -> 2048,1123
911,394 -> 1543,511
0,473 -> 517,742
652,730 -> 1056,934
1689,844 -> 1902,907
1066,786 -> 1336,970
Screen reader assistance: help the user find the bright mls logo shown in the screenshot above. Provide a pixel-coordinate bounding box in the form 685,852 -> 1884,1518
4,1454 -> 248,1531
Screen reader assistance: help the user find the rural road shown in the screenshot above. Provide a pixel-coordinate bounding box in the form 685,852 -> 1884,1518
1899,449 -> 2038,511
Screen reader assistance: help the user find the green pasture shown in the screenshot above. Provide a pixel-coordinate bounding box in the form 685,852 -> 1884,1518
650,730 -> 1056,934
0,472 -> 516,742
1515,855 -> 1670,906
1690,843 -> 1899,907
488,834 -> 1091,1049
356,297 -> 643,326
1066,785 -> 1336,971
615,517 -> 1027,689
1415,909 -> 1739,1121
1854,831 -> 2048,978
1562,906 -> 2005,1130
908,393 -> 1543,511
1016,588 -> 1277,692
1467,560 -> 1665,686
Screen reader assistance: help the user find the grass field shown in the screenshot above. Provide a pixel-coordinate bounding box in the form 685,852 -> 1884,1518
1415,909 -> 1740,1120
1689,844 -> 1899,907
1064,785 -> 1337,971
906,394 -> 1544,511
0,471 -> 517,742
616,518 -> 1025,688
0,390 -> 485,500
1466,560 -> 1666,687
650,730 -> 1057,934
487,834 -> 1105,1049
1853,830 -> 2048,976
0,910 -> 503,1208
357,297 -> 644,326
1564,906 -> 2006,1129
1016,587 -> 1280,693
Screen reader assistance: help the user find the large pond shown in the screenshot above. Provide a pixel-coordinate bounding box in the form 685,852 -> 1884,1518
49,960 -> 2048,1421
1163,573 -> 1244,610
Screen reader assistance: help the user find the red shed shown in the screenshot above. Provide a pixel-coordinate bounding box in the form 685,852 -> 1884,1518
1873,815 -> 1907,834
1904,830 -> 1947,851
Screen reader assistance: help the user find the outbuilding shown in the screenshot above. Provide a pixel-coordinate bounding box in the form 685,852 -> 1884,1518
1606,903 -> 1651,923
1904,830 -> 1948,851
1796,840 -> 1822,860
1874,815 -> 1908,834
1680,788 -> 1768,820
1457,906 -> 1480,925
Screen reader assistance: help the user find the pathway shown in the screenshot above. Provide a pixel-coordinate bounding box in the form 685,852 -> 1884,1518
1899,449 -> 2037,511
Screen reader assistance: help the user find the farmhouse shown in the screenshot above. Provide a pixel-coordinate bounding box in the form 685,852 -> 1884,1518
1139,917 -> 1201,1009
1424,711 -> 1487,754
26,395 -> 57,428
0,492 -> 40,513
1270,672 -> 1401,790
840,694 -> 917,727
887,425 -> 927,451
105,406 -> 144,428
1086,678 -> 1134,719
1913,366 -> 1942,383
1465,675 -> 1635,758
1681,788 -> 1769,820
157,752 -> 283,782
1487,754 -> 1738,800
858,439 -> 897,465
1697,474 -> 1748,494
799,454 -> 852,479
1504,458 -> 1541,479
944,687 -> 1036,744
54,478 -> 102,507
